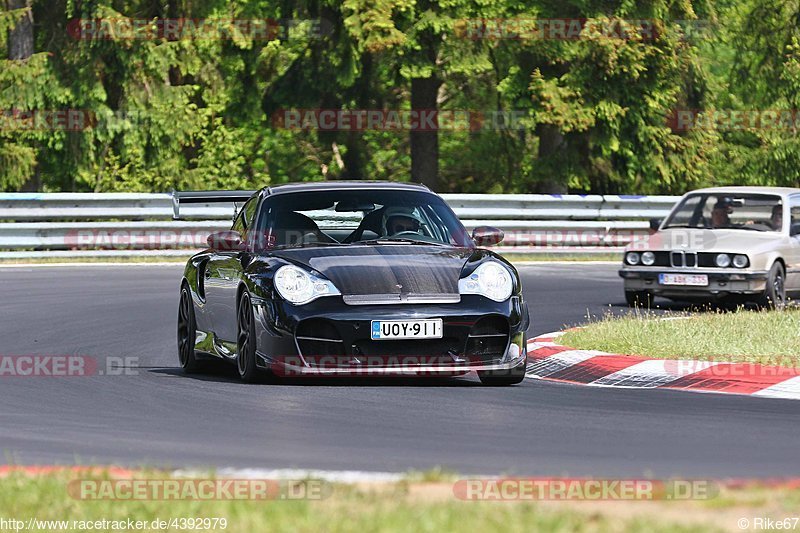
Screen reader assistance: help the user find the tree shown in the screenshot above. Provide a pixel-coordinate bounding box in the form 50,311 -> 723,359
0,3 -> 53,190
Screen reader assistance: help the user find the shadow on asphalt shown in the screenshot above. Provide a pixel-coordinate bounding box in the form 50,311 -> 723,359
149,364 -> 486,387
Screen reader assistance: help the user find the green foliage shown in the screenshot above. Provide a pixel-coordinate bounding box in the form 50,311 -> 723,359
0,0 -> 798,193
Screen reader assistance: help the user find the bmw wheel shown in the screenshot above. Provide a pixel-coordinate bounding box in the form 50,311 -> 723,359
757,262 -> 787,310
625,290 -> 652,308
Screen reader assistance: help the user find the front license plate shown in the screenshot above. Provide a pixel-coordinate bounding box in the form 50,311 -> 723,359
659,273 -> 709,287
371,319 -> 443,340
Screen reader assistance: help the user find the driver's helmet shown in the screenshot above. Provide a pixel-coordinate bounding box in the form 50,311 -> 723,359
382,206 -> 425,235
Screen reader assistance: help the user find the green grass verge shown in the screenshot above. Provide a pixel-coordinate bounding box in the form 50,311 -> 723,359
0,471 -> 767,533
560,310 -> 800,365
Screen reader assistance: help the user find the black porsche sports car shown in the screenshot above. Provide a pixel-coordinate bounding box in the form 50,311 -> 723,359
177,181 -> 530,385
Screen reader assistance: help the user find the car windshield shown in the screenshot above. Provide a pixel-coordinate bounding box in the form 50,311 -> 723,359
662,193 -> 783,232
252,189 -> 472,250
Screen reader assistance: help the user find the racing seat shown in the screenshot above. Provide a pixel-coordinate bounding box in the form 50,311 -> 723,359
343,207 -> 385,243
270,211 -> 335,246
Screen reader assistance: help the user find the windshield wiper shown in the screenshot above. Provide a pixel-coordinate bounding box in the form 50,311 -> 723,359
270,241 -> 345,250
384,237 -> 447,246
355,238 -> 447,246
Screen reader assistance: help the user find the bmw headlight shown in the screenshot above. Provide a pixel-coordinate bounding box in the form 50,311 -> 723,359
274,265 -> 341,305
715,254 -> 731,268
641,251 -> 656,266
733,254 -> 749,268
459,262 -> 514,302
626,252 -> 641,265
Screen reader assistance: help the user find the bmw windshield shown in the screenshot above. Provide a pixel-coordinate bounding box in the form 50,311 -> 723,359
662,193 -> 783,232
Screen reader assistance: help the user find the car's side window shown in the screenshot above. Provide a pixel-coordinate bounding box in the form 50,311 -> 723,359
244,198 -> 258,227
232,198 -> 256,237
790,195 -> 800,230
231,208 -> 246,234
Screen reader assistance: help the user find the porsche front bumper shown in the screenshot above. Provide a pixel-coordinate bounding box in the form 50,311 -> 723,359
250,294 -> 529,376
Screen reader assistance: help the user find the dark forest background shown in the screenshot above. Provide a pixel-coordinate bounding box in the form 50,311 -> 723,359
2,0 -> 800,194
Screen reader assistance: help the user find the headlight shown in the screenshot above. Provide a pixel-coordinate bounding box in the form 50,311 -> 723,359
715,254 -> 731,268
641,251 -> 656,266
459,262 -> 514,302
733,254 -> 749,268
274,265 -> 341,305
626,252 -> 641,265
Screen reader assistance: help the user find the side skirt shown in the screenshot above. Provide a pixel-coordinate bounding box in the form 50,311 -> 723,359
194,329 -> 238,362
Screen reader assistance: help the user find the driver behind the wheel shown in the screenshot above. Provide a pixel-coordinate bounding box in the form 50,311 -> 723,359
710,197 -> 734,228
382,206 -> 423,236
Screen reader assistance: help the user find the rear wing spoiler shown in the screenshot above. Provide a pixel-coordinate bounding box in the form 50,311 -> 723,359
171,190 -> 256,220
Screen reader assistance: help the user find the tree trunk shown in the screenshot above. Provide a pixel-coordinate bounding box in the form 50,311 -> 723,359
410,76 -> 441,191
535,124 -> 568,194
340,52 -> 373,180
8,0 -> 38,191
7,0 -> 33,60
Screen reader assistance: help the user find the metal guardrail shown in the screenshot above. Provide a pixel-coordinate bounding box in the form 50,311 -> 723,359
0,192 -> 680,258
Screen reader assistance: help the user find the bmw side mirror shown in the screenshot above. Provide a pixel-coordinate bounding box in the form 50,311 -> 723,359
649,218 -> 663,231
207,230 -> 244,251
472,226 -> 504,247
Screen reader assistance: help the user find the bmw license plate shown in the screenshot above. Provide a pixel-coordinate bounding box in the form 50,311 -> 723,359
371,319 -> 443,340
659,273 -> 708,287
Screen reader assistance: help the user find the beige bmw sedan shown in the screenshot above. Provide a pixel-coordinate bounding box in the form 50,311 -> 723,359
620,186 -> 800,308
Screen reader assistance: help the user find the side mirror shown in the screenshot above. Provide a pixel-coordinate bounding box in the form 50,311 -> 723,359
649,218 -> 663,231
791,223 -> 800,237
472,226 -> 504,247
207,230 -> 244,251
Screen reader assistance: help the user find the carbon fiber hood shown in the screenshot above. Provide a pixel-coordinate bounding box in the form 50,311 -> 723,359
272,245 -> 473,296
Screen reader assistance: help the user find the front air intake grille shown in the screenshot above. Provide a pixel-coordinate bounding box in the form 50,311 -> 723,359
670,251 -> 697,268
295,319 -> 345,358
465,316 -> 509,363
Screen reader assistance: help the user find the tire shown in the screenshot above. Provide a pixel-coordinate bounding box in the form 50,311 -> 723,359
625,290 -> 652,308
177,285 -> 201,373
756,262 -> 787,310
478,358 -> 527,386
236,291 -> 259,383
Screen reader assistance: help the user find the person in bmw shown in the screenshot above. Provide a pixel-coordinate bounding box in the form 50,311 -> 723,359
710,198 -> 733,228
176,181 -> 530,385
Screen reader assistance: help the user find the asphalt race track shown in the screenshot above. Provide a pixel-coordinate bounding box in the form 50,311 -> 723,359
1,263 -> 798,477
